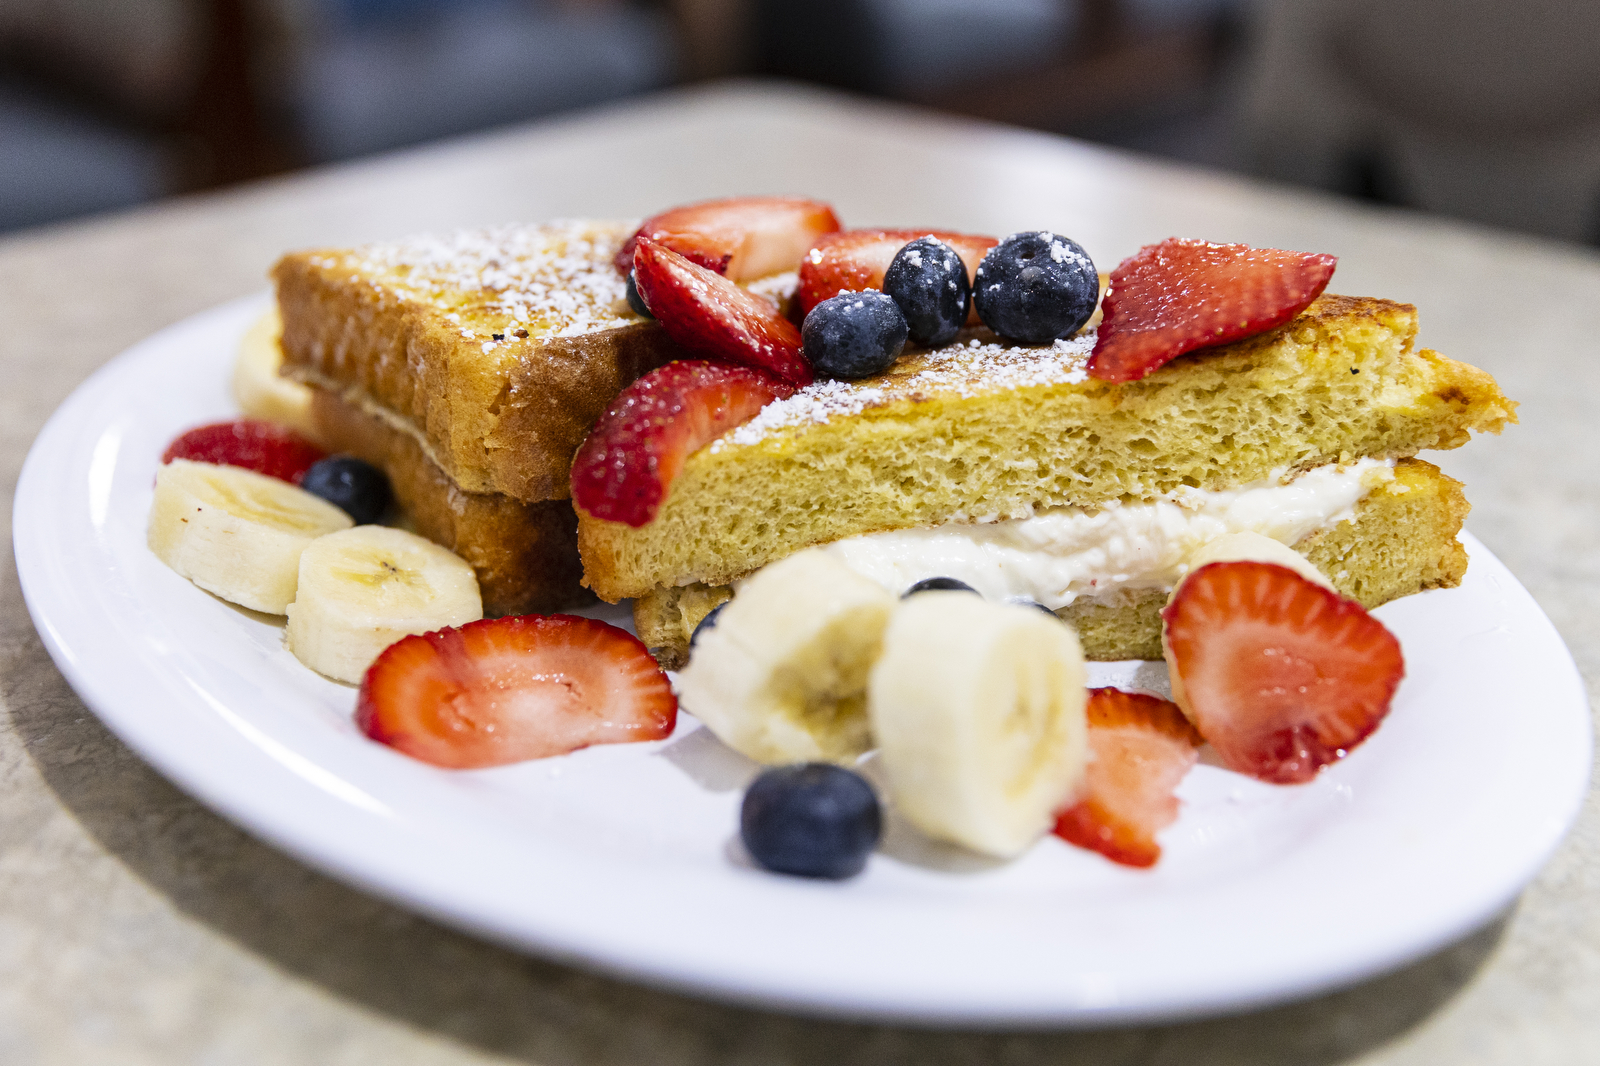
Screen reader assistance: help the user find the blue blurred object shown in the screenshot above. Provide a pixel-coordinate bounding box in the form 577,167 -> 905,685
280,0 -> 674,162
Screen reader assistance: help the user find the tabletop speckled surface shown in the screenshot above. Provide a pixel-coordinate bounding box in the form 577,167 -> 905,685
2,82 -> 1596,1065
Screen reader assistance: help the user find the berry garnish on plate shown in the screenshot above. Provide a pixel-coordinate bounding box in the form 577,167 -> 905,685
883,236 -> 972,348
1162,560 -> 1404,785
570,360 -> 792,527
798,229 -> 997,318
902,576 -> 978,597
614,196 -> 841,281
801,290 -> 908,380
1053,688 -> 1202,868
625,269 -> 653,318
632,237 -> 812,387
741,763 -> 882,879
972,231 -> 1099,345
357,614 -> 677,769
1088,239 -> 1338,383
162,419 -> 326,484
299,456 -> 393,524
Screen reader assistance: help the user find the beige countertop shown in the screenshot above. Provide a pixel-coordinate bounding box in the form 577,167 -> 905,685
2,82 -> 1596,1065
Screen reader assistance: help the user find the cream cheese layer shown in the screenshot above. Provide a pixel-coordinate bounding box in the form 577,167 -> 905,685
819,459 -> 1396,608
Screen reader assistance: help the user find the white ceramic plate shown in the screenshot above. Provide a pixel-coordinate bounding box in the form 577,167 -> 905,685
15,294 -> 1593,1027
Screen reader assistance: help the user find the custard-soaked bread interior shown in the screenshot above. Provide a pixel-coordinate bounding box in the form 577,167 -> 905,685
274,221 -> 678,504
308,388 -> 590,615
636,458 -> 1468,667
579,295 -> 1514,601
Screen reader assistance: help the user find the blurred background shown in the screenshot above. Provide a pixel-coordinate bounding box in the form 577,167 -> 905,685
2,0 -> 1598,242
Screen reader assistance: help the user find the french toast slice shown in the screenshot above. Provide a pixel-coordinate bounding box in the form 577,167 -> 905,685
273,220 -> 678,504
576,293 -> 1515,603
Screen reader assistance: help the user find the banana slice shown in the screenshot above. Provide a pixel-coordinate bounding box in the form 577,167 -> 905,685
148,459 -> 353,613
1165,531 -> 1334,721
676,549 -> 896,765
285,526 -> 482,683
233,308 -> 319,440
869,593 -> 1089,859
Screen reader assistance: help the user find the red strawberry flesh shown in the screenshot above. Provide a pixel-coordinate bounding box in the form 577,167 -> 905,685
357,614 -> 677,769
1163,560 -> 1404,784
570,359 -> 792,527
1088,239 -> 1337,383
1054,688 -> 1202,868
797,228 -> 998,319
162,419 -> 326,484
615,196 -> 841,281
632,237 -> 812,387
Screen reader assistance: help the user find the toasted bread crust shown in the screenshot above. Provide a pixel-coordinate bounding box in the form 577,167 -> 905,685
636,458 -> 1469,667
273,221 -> 680,503
308,387 -> 591,615
580,295 -> 1514,601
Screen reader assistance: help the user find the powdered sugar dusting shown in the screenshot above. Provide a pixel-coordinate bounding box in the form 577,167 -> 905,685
710,331 -> 1096,452
332,220 -> 637,339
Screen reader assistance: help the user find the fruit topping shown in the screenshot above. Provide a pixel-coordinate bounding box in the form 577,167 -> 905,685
1088,239 -> 1338,383
357,614 -> 677,769
800,290 -> 908,380
1053,688 -> 1202,868
689,600 -> 727,649
741,763 -> 883,879
1011,598 -> 1062,619
798,229 -> 998,318
285,526 -> 482,683
972,231 -> 1099,345
147,458 -> 353,614
234,309 -> 318,439
677,549 -> 896,765
1162,560 -> 1403,784
615,196 -> 841,282
883,236 -> 972,348
631,237 -> 812,387
162,419 -> 327,484
300,456 -> 394,525
869,594 -> 1088,858
902,576 -> 978,597
625,269 -> 653,318
571,359 -> 792,527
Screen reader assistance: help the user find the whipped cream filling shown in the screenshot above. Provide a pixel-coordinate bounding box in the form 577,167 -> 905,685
817,459 -> 1396,609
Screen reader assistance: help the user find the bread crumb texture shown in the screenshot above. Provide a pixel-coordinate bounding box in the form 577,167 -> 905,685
581,294 -> 1514,600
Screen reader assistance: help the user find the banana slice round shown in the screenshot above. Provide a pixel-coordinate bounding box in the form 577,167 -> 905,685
285,525 -> 482,683
233,308 -> 319,440
869,593 -> 1089,859
148,459 -> 353,613
676,549 -> 896,765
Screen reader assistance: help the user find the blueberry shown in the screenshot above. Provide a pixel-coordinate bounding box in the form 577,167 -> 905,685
300,456 -> 393,524
972,231 -> 1098,345
689,601 -> 727,648
626,269 -> 653,318
902,576 -> 978,598
801,290 -> 907,379
883,236 -> 970,348
1010,598 -> 1060,619
740,763 -> 881,879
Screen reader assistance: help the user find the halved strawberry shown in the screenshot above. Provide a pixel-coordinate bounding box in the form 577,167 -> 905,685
571,359 -> 792,527
797,229 -> 999,319
1162,561 -> 1404,785
357,614 -> 677,769
1054,688 -> 1202,868
615,196 -> 841,282
1088,239 -> 1337,383
162,419 -> 326,484
632,237 -> 812,387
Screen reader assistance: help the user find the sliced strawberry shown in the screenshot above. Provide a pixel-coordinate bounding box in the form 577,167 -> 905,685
1162,561 -> 1404,785
357,614 -> 677,769
632,237 -> 812,387
1088,239 -> 1337,383
797,228 -> 999,319
615,196 -> 841,282
1054,688 -> 1202,868
571,359 -> 791,527
162,419 -> 326,484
